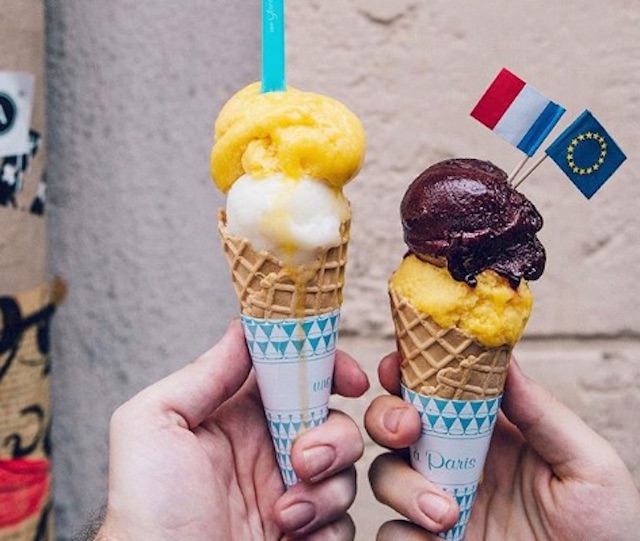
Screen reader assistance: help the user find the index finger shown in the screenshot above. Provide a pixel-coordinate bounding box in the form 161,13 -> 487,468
369,453 -> 459,533
332,349 -> 370,398
378,520 -> 443,541
364,394 -> 421,450
378,351 -> 402,396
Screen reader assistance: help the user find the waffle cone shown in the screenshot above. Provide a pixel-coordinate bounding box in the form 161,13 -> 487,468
389,285 -> 511,400
218,210 -> 349,319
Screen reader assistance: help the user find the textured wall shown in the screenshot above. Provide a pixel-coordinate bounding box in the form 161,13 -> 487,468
46,1 -> 259,537
286,1 -> 640,537
45,1 -> 639,539
286,0 -> 640,338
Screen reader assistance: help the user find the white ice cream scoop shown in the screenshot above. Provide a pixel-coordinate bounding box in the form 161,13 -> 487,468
225,173 -> 350,266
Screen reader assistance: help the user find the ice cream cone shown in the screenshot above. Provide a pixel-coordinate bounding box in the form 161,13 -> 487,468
389,286 -> 511,400
385,157 -> 543,540
389,285 -> 510,540
219,211 -> 349,487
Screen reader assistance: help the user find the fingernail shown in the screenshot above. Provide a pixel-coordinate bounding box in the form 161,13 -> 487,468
302,445 -> 336,479
280,501 -> 316,531
417,493 -> 451,525
383,407 -> 406,433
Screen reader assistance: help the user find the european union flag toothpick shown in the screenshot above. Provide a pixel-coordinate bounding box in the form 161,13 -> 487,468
546,110 -> 626,199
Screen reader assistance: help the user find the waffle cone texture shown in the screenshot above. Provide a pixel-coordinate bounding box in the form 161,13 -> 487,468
389,285 -> 511,400
218,210 -> 350,319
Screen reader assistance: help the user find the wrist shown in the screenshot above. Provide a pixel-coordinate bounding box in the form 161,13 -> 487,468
93,525 -> 118,541
93,515 -> 127,541
95,514 -> 162,541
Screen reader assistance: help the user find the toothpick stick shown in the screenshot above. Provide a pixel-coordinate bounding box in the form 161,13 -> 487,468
513,154 -> 548,189
507,155 -> 529,184
261,0 -> 286,93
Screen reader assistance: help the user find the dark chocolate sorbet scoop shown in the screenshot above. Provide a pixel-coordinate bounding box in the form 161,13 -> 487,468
401,158 -> 546,288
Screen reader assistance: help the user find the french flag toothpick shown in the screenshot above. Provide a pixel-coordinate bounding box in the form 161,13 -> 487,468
471,68 -> 565,157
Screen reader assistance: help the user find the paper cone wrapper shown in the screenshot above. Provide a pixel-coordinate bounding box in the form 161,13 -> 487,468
390,285 -> 513,539
402,385 -> 501,540
242,310 -> 340,488
218,211 -> 349,487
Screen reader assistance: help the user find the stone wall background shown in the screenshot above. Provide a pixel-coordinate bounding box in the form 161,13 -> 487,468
45,1 -> 639,539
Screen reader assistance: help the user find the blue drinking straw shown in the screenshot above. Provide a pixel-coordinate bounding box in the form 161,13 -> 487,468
261,0 -> 286,93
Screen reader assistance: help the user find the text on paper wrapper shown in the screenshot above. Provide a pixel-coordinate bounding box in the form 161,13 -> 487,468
313,377 -> 331,393
415,449 -> 478,472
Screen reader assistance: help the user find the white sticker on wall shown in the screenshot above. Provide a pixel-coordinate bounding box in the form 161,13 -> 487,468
0,72 -> 35,158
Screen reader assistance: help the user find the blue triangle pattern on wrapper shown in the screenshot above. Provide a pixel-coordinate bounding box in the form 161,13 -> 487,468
302,320 -> 316,337
316,317 -> 328,333
308,336 -> 322,352
435,484 -> 479,541
401,389 -> 501,438
242,310 -> 340,363
282,322 -> 297,338
266,407 -> 329,488
453,401 -> 466,415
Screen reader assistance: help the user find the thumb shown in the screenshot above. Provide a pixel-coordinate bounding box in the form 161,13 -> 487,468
129,319 -> 252,429
502,359 -> 616,481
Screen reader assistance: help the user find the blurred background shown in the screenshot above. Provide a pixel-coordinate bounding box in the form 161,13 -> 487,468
39,1 -> 639,539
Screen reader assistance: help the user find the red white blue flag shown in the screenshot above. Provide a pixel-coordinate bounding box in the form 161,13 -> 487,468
471,68 -> 565,157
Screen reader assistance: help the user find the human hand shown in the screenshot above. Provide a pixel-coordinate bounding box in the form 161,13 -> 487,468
96,319 -> 369,541
365,352 -> 640,540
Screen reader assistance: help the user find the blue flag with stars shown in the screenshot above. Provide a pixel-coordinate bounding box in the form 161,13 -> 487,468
545,110 -> 626,199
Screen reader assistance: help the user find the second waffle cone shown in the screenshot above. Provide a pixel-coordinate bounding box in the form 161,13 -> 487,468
389,285 -> 511,400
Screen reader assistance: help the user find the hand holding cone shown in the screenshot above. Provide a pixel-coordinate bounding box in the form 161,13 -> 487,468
388,158 -> 545,539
